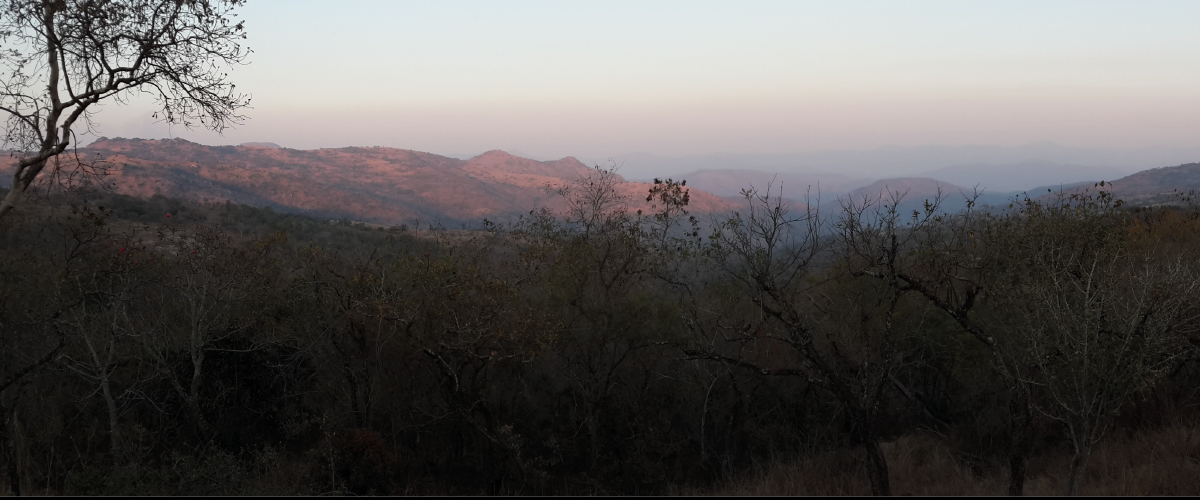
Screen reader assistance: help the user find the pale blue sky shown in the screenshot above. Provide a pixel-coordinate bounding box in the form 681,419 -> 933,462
93,0 -> 1200,160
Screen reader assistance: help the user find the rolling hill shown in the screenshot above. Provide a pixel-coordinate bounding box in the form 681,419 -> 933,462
1022,162 -> 1200,207
5,138 -> 739,226
7,139 -> 1197,224
1109,162 -> 1200,206
920,160 -> 1134,193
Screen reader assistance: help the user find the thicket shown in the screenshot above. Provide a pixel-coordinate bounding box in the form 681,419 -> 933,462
0,173 -> 1198,496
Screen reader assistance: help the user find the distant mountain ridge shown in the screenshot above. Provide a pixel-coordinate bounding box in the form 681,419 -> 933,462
654,169 -> 871,200
1107,162 -> 1200,205
4,138 -> 738,225
673,160 -> 1200,212
602,143 -> 1175,180
823,177 -> 1012,216
1009,162 -> 1200,207
239,142 -> 282,149
920,160 -> 1133,193
844,177 -> 967,202
3,139 -> 1196,223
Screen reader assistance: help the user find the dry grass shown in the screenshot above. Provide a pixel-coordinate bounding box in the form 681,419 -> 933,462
1072,425 -> 1200,496
696,425 -> 1200,496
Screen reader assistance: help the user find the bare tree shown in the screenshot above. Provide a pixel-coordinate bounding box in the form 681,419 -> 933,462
849,185 -> 1200,496
0,0 -> 250,218
684,185 -> 914,496
132,225 -> 280,436
523,167 -> 658,472
56,222 -> 160,464
847,189 -> 1041,496
982,193 -> 1199,495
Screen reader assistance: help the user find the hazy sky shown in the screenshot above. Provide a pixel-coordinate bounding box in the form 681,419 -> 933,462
90,0 -> 1200,160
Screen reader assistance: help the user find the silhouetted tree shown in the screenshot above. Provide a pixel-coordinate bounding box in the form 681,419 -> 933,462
0,0 -> 251,218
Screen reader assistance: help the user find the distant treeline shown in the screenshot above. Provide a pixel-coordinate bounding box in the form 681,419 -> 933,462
0,172 -> 1198,495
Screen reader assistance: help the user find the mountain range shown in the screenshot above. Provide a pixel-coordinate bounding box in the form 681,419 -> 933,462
3,138 -> 1199,225
5,138 -> 739,226
605,143 -> 1196,180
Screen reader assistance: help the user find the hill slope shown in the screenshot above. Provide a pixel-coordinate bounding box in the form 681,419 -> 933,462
8,138 -> 738,225
833,161 -> 1200,213
1028,162 -> 1200,206
921,160 -> 1134,193
1110,162 -> 1200,205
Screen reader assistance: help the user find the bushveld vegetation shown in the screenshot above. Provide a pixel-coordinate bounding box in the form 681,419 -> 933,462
1,170 -> 1198,496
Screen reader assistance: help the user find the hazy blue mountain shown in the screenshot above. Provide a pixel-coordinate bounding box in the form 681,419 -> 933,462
920,160 -> 1133,193
812,177 -> 1016,221
645,168 -> 872,200
600,142 -> 1192,182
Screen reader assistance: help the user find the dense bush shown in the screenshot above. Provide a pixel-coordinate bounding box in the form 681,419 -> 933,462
0,177 -> 1197,495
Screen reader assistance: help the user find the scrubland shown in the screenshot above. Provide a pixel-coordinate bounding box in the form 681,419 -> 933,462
1,172 -> 1198,496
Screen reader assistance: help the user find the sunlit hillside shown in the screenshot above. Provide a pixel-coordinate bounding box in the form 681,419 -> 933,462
4,137 -> 739,226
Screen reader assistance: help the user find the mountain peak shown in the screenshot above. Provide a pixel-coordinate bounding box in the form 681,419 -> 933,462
474,150 -> 522,160
464,150 -> 597,181
86,136 -> 199,152
849,177 -> 967,199
85,136 -> 137,149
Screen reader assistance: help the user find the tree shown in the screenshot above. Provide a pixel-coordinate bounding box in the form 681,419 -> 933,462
132,225 -> 282,437
848,190 -> 1041,496
685,185 -> 911,496
982,193 -> 1198,495
519,167 -> 661,472
56,221 -> 149,464
0,0 -> 250,219
854,186 -> 1200,495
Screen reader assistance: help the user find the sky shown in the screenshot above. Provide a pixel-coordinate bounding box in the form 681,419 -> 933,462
89,0 -> 1200,164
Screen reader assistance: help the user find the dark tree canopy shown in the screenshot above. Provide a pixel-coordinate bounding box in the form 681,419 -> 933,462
0,0 -> 250,218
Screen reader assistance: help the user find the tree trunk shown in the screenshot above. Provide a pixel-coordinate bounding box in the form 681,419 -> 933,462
186,349 -> 212,435
1065,443 -> 1092,496
343,363 -> 365,428
0,180 -> 27,221
1007,448 -> 1028,496
100,375 -> 123,461
184,394 -> 210,435
0,155 -> 49,221
1,399 -> 19,496
863,440 -> 892,496
586,411 -> 599,469
2,437 -> 16,496
1007,396 -> 1033,496
162,362 -> 210,435
725,380 -> 746,464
